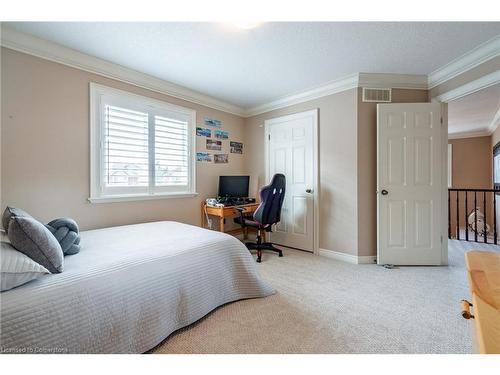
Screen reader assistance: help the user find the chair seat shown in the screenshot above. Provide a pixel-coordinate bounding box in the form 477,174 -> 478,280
233,216 -> 262,228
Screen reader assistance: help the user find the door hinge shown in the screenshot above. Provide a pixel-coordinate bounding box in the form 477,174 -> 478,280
440,117 -> 443,125
268,134 -> 270,141
441,235 -> 443,243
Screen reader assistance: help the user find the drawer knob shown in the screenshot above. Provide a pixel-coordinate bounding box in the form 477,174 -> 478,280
461,299 -> 474,319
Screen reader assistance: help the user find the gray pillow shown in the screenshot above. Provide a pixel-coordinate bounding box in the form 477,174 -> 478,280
2,206 -> 33,234
1,242 -> 50,292
45,218 -> 81,255
8,216 -> 64,273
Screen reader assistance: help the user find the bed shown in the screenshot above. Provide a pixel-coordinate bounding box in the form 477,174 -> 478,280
0,221 -> 275,353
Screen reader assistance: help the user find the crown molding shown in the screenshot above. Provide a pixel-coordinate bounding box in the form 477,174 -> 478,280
448,129 -> 493,140
428,35 -> 500,89
0,26 -> 247,117
358,73 -> 428,90
434,70 -> 500,103
1,26 -> 498,119
245,74 -> 359,117
448,105 -> 500,140
246,72 -> 431,117
488,105 -> 500,134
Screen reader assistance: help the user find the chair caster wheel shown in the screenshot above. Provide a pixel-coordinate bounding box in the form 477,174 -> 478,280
256,257 -> 262,263
278,251 -> 283,257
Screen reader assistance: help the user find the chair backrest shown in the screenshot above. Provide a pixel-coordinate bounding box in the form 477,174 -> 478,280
253,174 -> 286,226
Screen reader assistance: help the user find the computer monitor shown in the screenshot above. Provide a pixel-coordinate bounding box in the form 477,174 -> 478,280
218,176 -> 250,198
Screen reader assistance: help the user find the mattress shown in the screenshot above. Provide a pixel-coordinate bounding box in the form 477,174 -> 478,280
0,221 -> 275,353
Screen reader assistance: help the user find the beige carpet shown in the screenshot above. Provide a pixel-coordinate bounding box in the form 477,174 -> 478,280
152,240 -> 500,354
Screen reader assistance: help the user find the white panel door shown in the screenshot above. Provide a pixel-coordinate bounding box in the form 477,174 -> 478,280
266,110 -> 316,252
378,103 -> 443,265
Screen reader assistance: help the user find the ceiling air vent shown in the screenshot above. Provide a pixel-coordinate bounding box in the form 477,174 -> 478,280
362,88 -> 392,103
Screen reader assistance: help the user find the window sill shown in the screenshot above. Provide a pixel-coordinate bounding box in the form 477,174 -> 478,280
88,192 -> 199,204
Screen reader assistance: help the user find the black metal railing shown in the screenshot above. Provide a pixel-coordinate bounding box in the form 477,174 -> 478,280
448,188 -> 498,245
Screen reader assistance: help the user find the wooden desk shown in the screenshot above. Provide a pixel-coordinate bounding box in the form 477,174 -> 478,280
201,202 -> 260,238
463,251 -> 500,354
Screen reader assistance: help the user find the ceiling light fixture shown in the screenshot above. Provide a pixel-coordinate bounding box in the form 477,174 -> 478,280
225,22 -> 261,30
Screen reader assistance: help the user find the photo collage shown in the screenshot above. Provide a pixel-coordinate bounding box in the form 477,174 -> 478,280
196,117 -> 243,163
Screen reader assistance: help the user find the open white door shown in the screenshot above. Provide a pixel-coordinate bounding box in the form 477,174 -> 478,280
265,109 -> 318,253
377,103 -> 445,265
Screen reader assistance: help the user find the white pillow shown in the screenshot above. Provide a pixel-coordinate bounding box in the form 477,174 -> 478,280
1,242 -> 50,292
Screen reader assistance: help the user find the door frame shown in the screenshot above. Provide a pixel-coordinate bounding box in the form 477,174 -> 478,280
264,109 -> 320,255
376,103 -> 448,265
432,75 -> 497,265
440,102 -> 448,265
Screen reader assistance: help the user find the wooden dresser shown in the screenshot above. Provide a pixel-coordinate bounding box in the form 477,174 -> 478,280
463,251 -> 500,354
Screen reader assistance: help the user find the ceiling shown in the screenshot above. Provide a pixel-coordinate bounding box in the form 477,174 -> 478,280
5,22 -> 500,109
448,84 -> 500,137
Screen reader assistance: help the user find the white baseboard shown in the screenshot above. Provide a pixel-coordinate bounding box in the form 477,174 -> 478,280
319,248 -> 377,264
358,255 -> 377,264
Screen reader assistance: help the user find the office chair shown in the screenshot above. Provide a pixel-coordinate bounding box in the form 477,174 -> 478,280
234,173 -> 286,263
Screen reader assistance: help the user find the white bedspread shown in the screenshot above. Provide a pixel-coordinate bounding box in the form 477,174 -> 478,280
0,221 -> 274,353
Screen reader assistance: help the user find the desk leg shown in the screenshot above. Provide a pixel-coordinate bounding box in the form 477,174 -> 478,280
201,205 -> 205,228
220,217 -> 225,233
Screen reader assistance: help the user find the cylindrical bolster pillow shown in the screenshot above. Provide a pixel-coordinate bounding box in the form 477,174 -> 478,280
45,218 -> 81,255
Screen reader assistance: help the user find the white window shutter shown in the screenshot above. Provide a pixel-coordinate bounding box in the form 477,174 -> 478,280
89,83 -> 196,202
154,115 -> 189,187
104,105 -> 149,187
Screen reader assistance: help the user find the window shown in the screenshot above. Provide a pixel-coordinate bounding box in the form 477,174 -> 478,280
89,83 -> 196,202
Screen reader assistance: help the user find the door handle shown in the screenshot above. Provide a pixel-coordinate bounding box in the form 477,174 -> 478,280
305,189 -> 313,194
381,189 -> 389,196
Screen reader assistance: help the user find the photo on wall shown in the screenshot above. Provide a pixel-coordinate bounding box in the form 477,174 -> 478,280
204,117 -> 222,127
230,141 -> 243,154
196,127 -> 212,137
214,130 -> 229,139
196,152 -> 212,162
206,139 -> 222,151
214,154 -> 229,164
